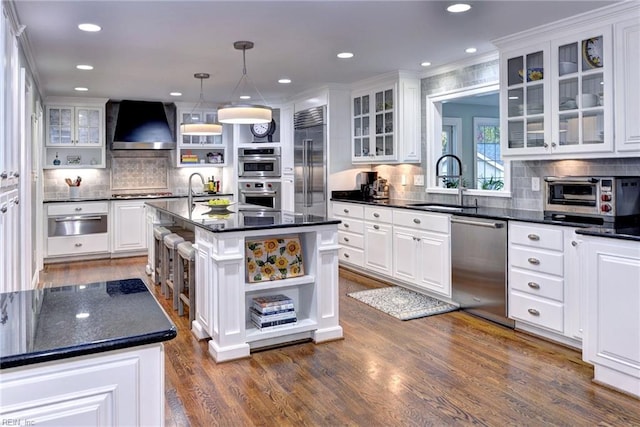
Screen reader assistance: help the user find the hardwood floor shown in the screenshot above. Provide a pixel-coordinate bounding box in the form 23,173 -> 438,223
40,258 -> 639,426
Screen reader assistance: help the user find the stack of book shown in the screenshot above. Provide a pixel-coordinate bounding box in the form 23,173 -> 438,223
250,294 -> 297,329
181,154 -> 199,163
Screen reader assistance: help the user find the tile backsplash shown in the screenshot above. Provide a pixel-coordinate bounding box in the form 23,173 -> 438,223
110,156 -> 169,190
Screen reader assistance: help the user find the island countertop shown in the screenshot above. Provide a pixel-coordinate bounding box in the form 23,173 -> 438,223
0,278 -> 177,369
145,200 -> 340,233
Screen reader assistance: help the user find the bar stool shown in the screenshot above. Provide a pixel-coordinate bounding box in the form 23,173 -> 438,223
152,226 -> 171,287
176,241 -> 196,322
162,233 -> 185,307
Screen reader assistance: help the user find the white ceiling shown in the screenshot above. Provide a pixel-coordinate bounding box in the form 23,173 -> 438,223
12,0 -> 619,105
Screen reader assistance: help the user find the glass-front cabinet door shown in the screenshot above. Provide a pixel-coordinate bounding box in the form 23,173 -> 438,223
352,86 -> 396,162
352,94 -> 370,159
75,108 -> 101,145
552,27 -> 613,153
46,105 -> 102,146
503,45 -> 550,155
374,88 -> 394,157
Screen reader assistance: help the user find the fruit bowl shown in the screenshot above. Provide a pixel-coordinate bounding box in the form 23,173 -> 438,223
200,200 -> 235,212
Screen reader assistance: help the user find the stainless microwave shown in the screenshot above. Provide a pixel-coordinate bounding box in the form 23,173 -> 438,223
543,176 -> 640,222
238,147 -> 281,178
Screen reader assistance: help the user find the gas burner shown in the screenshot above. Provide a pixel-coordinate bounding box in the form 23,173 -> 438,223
112,192 -> 173,199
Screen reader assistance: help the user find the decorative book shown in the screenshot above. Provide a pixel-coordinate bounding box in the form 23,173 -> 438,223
246,236 -> 304,283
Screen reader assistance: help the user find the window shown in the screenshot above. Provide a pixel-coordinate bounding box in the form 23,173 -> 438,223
473,117 -> 504,190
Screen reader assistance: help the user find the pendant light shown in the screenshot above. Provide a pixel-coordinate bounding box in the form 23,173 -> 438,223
218,41 -> 272,124
180,73 -> 223,136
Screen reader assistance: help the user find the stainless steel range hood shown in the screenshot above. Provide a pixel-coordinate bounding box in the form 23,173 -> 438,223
109,100 -> 176,150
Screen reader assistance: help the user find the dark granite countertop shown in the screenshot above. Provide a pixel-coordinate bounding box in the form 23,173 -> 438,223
146,200 -> 340,233
43,192 -> 234,203
0,278 -> 177,369
331,195 -> 640,242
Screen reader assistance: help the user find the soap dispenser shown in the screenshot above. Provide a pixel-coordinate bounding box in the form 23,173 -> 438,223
53,152 -> 61,166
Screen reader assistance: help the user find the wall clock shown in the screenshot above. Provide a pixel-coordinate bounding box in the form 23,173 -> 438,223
250,119 -> 277,142
583,37 -> 603,69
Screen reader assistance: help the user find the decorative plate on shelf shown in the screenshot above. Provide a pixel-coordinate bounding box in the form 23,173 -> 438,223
583,37 -> 603,68
246,236 -> 304,283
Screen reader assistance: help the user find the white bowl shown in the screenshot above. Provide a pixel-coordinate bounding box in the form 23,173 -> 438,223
577,93 -> 599,108
559,61 -> 578,74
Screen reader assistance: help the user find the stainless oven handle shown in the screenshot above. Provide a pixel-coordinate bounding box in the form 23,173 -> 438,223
55,216 -> 104,222
240,190 -> 277,195
544,177 -> 598,183
238,156 -> 279,162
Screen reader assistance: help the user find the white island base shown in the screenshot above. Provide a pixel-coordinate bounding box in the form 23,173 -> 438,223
189,223 -> 343,363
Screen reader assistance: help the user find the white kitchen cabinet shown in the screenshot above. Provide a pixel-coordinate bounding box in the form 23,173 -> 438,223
614,17 -> 640,152
44,101 -> 106,169
332,202 -> 365,268
363,206 -> 393,277
351,71 -> 420,164
0,190 -> 18,293
582,235 -> 640,398
176,108 -> 226,167
508,221 -> 582,347
111,200 -> 147,254
0,344 -> 166,426
191,228 -> 213,340
393,209 -> 451,297
498,25 -> 615,159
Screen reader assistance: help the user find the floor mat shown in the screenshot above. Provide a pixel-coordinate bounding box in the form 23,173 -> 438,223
347,286 -> 458,320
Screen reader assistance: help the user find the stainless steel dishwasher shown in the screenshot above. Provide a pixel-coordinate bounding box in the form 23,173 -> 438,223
451,216 -> 514,328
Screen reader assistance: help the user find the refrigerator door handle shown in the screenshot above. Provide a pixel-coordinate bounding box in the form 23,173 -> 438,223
306,139 -> 313,207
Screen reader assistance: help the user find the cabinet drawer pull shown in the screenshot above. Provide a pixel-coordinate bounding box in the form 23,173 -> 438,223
75,207 -> 83,212
528,308 -> 540,316
74,243 -> 83,247
527,282 -> 540,289
343,237 -> 350,242
527,257 -> 540,265
571,241 -> 578,247
413,218 -> 421,224
343,223 -> 349,228
373,225 -> 380,230
344,253 -> 350,258
373,212 -> 380,218
343,208 -> 349,214
527,234 -> 540,241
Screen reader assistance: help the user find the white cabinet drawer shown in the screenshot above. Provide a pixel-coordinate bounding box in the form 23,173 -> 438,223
332,202 -> 364,219
338,218 -> 364,234
339,231 -> 364,249
48,201 -> 109,216
510,268 -> 564,302
510,246 -> 564,276
510,223 -> 563,251
509,292 -> 564,333
339,246 -> 364,267
364,206 -> 393,223
393,209 -> 449,233
47,233 -> 109,256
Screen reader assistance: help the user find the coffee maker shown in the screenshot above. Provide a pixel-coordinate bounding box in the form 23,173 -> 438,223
359,171 -> 378,199
373,177 -> 390,199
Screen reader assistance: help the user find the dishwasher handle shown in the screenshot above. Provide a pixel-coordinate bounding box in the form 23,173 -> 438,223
451,217 -> 504,229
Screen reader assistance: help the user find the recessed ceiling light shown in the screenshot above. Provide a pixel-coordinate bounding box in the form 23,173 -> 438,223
465,47 -> 477,53
420,61 -> 432,67
170,92 -> 182,97
278,78 -> 292,84
74,87 -> 88,92
337,52 -> 354,59
76,64 -> 93,70
75,312 -> 90,319
78,23 -> 101,32
239,95 -> 251,100
447,3 -> 471,13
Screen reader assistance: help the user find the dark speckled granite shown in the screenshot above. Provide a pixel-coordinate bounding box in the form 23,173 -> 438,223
331,196 -> 640,242
0,278 -> 176,369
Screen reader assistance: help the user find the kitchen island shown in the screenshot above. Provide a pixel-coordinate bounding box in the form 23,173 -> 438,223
0,278 -> 176,426
146,200 -> 343,362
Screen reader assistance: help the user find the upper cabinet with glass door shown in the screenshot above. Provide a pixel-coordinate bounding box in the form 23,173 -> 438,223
351,72 -> 421,164
176,108 -> 226,167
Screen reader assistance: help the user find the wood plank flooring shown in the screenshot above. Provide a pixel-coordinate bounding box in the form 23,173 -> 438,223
40,258 -> 640,426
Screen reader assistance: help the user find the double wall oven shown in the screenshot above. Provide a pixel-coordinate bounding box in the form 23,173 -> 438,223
238,147 -> 282,210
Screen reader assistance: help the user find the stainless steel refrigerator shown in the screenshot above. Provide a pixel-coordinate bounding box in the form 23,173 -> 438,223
294,106 -> 327,216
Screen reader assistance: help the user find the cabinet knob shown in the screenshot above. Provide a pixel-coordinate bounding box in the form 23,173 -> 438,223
527,234 -> 540,241
415,237 -> 421,242
75,207 -> 83,211
1,206 -> 7,213
373,225 -> 380,230
373,212 -> 380,218
0,172 -> 7,179
527,308 -> 540,316
13,172 -> 19,178
571,241 -> 578,247
527,257 -> 540,265
344,253 -> 350,258
343,223 -> 349,228
75,243 -> 83,247
543,143 -> 549,149
413,218 -> 421,224
343,237 -> 350,242
343,209 -> 349,214
527,282 -> 540,289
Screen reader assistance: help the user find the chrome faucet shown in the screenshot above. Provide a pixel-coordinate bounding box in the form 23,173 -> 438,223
435,154 -> 465,206
188,172 -> 206,208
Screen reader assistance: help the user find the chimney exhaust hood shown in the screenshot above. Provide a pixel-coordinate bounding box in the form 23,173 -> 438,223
110,100 -> 176,150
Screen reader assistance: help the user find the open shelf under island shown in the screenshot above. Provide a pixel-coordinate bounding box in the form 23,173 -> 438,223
145,199 -> 344,362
